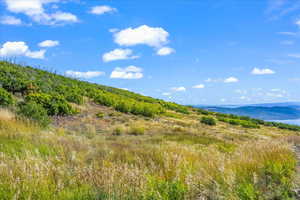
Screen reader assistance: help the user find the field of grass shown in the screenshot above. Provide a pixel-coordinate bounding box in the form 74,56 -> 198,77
0,106 -> 299,200
0,61 -> 300,199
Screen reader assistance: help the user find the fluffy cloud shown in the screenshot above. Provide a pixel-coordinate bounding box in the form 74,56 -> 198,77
0,16 -> 22,25
90,5 -> 117,15
114,25 -> 169,48
0,41 -> 45,59
3,0 -> 78,25
171,87 -> 186,92
110,66 -> 143,79
224,77 -> 239,83
251,67 -> 275,75
25,49 -> 46,59
162,92 -> 171,96
102,48 -> 138,62
38,40 -> 59,47
65,70 -> 104,79
157,47 -> 175,56
192,84 -> 205,89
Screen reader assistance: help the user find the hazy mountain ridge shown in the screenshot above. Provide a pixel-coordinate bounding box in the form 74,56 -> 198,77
197,102 -> 300,120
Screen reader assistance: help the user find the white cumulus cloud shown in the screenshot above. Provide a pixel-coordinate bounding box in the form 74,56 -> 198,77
102,48 -> 138,62
0,15 -> 22,25
25,49 -> 46,59
224,77 -> 239,83
110,66 -> 143,79
171,86 -> 186,92
38,40 -> 59,47
90,5 -> 117,15
157,47 -> 175,56
114,25 -> 169,48
3,0 -> 78,25
192,84 -> 205,89
65,70 -> 105,79
251,67 -> 275,75
0,41 -> 45,59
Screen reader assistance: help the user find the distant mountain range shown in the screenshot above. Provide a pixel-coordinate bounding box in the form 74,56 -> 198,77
195,102 -> 300,120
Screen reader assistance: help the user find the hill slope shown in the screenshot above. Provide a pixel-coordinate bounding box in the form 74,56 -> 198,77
0,61 -> 300,199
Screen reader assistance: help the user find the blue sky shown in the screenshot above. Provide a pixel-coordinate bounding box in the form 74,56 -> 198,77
1,0 -> 300,105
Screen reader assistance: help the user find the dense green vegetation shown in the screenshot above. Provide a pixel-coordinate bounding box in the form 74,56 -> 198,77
0,87 -> 14,106
0,61 -> 190,119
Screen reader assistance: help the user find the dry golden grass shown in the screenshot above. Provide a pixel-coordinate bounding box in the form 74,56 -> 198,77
0,105 -> 299,199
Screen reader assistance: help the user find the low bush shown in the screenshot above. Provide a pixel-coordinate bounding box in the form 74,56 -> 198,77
65,93 -> 84,105
0,87 -> 14,107
18,101 -> 51,127
229,119 -> 239,125
218,117 -> 260,129
96,112 -> 104,118
200,116 -> 216,126
240,120 -> 260,129
25,93 -> 76,116
112,126 -> 124,136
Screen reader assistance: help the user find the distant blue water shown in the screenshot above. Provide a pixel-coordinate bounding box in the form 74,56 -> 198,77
270,119 -> 300,126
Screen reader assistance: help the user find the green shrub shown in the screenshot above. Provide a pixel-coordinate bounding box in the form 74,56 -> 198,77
200,116 -> 216,126
115,101 -> 132,113
96,112 -> 105,118
93,92 -> 116,107
228,119 -> 239,125
18,101 -> 51,127
160,102 -> 189,114
112,126 -> 124,136
240,121 -> 260,129
236,182 -> 259,200
218,117 -> 260,129
0,87 -> 14,106
65,93 -> 84,105
217,117 -> 228,122
25,93 -> 76,116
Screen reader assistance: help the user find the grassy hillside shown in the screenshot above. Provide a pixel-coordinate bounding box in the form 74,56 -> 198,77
0,61 -> 300,199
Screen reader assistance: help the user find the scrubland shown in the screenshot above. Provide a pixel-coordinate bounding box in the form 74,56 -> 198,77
0,61 -> 300,199
0,106 -> 299,200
